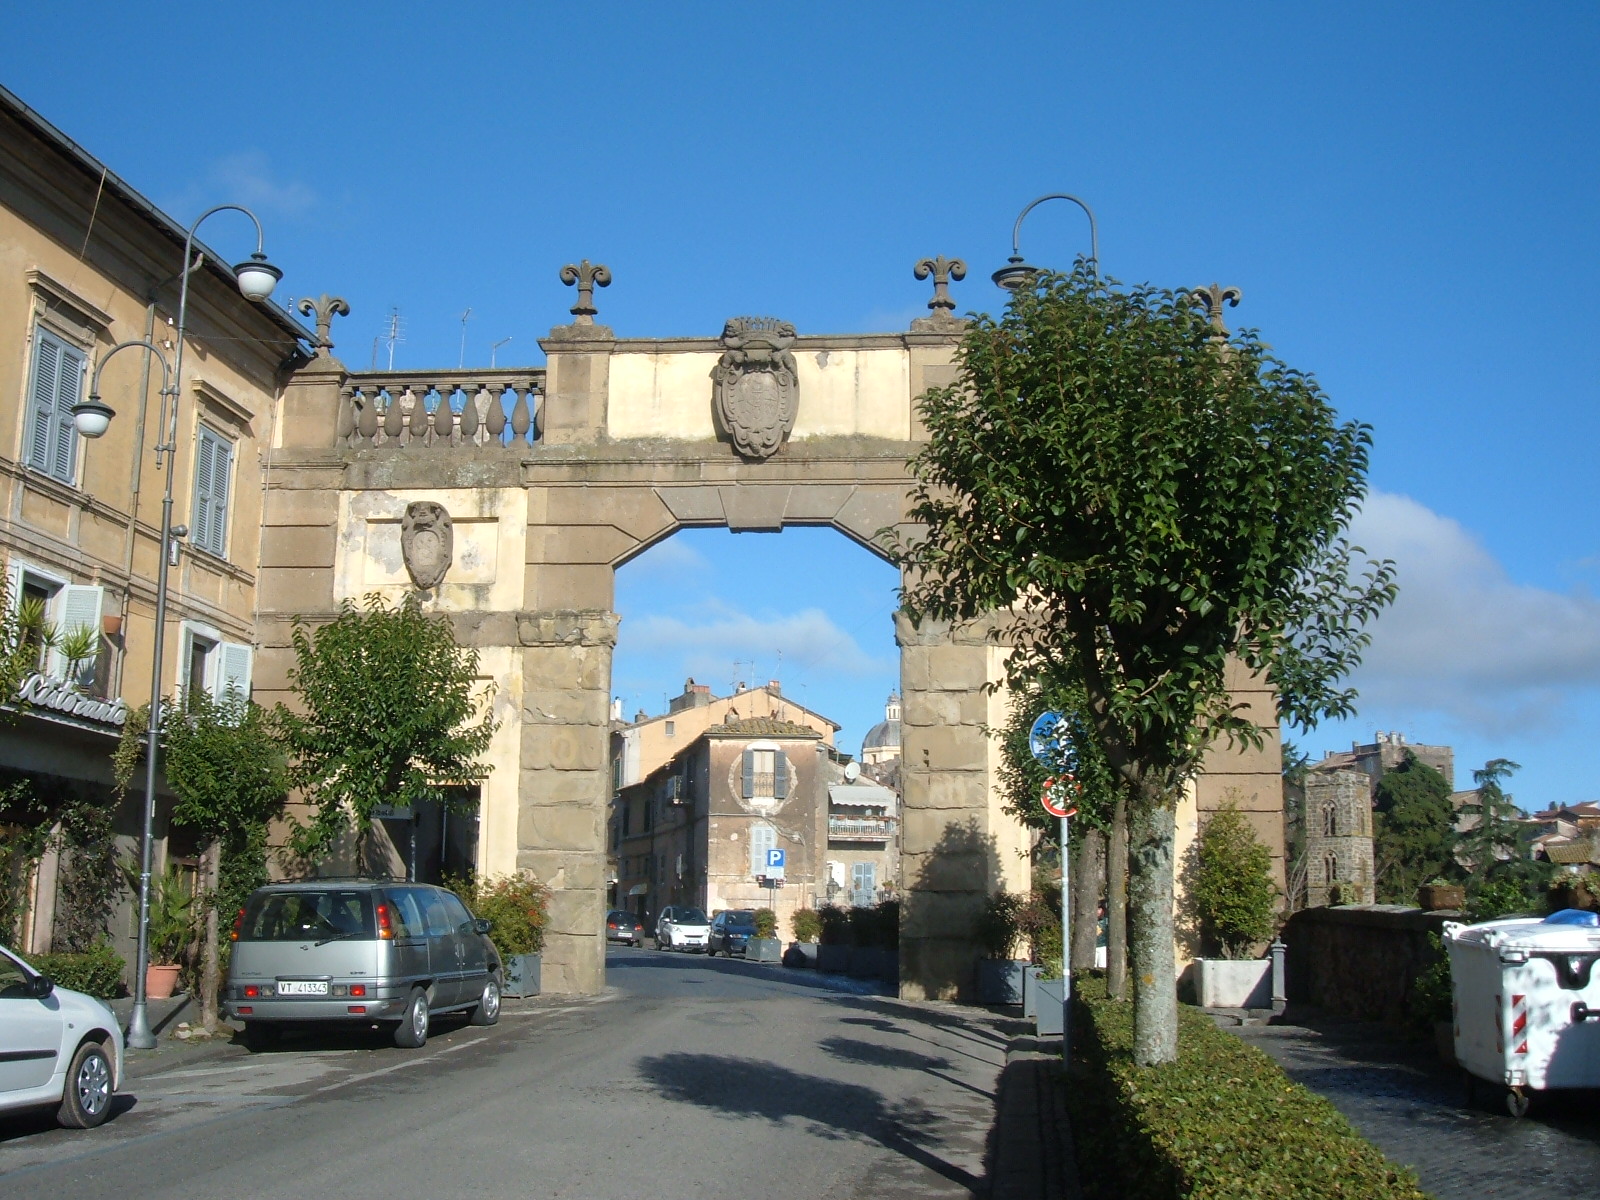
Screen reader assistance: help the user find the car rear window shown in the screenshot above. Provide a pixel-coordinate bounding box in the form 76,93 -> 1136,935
238,889 -> 377,941
677,908 -> 708,924
724,910 -> 756,929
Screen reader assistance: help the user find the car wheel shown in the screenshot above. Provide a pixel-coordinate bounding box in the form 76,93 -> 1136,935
242,1022 -> 281,1052
393,986 -> 430,1048
469,973 -> 502,1026
707,943 -> 716,957
57,1041 -> 114,1129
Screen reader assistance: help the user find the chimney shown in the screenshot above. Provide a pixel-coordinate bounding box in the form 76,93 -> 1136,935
611,698 -> 623,722
768,680 -> 781,694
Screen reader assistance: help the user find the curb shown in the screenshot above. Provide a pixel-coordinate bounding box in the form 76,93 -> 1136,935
989,1037 -> 1079,1200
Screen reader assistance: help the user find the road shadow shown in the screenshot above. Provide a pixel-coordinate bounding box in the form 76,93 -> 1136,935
637,1052 -> 983,1195
0,1093 -> 138,1144
606,946 -> 893,996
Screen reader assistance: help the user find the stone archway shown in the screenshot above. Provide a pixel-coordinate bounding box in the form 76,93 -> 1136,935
258,290 -> 1281,999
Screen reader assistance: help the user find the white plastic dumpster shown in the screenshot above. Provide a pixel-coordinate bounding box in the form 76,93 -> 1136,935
1444,908 -> 1600,1116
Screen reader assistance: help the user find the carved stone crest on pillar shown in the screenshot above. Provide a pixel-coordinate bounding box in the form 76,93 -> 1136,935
911,257 -> 968,332
401,501 -> 453,591
712,316 -> 799,460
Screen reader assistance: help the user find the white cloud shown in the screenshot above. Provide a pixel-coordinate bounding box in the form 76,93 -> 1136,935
170,151 -> 316,220
622,605 -> 892,682
619,536 -> 709,576
1345,490 -> 1600,734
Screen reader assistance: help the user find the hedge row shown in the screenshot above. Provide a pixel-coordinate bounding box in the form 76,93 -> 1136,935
1068,977 -> 1431,1200
22,942 -> 125,1000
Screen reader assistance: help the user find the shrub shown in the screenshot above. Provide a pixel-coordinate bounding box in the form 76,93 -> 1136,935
818,904 -> 851,945
1192,801 -> 1279,958
791,908 -> 822,943
1549,872 -> 1600,913
847,904 -> 880,948
753,908 -> 778,938
1069,976 -> 1428,1200
978,890 -> 1025,959
453,874 -> 550,956
23,941 -> 125,1000
875,899 -> 899,950
1407,932 -> 1452,1031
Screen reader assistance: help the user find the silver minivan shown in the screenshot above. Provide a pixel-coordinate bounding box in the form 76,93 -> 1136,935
224,881 -> 502,1049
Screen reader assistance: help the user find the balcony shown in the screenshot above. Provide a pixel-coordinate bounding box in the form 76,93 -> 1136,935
827,814 -> 896,842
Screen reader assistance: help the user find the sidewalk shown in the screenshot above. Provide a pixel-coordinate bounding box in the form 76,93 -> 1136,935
986,1035 -> 1079,1200
107,992 -> 250,1077
1225,1006 -> 1600,1200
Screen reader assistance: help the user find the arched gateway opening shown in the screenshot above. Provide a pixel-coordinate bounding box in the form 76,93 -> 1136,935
257,291 -> 1282,999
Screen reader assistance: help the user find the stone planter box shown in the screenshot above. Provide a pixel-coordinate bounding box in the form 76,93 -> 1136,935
817,944 -> 850,974
784,942 -> 818,967
502,952 -> 541,998
1196,958 -> 1271,1008
1417,884 -> 1466,912
1034,977 -> 1065,1036
849,947 -> 891,979
746,937 -> 783,963
1022,965 -> 1041,1017
978,959 -> 1028,1005
878,950 -> 899,985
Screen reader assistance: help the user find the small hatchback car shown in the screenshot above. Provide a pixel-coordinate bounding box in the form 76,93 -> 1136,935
605,910 -> 644,945
0,942 -> 122,1128
706,910 -> 757,957
224,881 -> 502,1049
655,905 -> 711,952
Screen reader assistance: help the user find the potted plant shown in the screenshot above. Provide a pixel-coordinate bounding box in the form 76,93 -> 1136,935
816,904 -> 851,974
1417,878 -> 1466,912
976,890 -> 1028,1004
1549,872 -> 1600,914
1191,803 -> 1279,1008
1031,918 -> 1065,1035
746,907 -> 783,962
874,899 -> 900,985
847,904 -> 883,978
457,874 -> 549,997
785,908 -> 821,967
123,862 -> 192,1001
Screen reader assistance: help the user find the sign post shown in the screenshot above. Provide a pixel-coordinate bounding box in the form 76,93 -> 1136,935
764,848 -> 786,911
1030,712 -> 1079,1063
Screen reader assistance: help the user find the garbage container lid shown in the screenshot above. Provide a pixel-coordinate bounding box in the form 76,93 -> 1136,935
1544,908 -> 1599,927
1450,913 -> 1600,951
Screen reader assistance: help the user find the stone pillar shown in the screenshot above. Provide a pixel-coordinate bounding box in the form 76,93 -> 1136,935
896,612 -> 1004,1001
539,330 -> 613,446
277,354 -> 347,449
516,609 -> 618,995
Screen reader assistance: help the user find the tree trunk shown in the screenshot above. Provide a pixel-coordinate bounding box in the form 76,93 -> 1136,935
1128,792 -> 1178,1065
1106,792 -> 1129,999
199,838 -> 221,1032
1070,826 -> 1106,971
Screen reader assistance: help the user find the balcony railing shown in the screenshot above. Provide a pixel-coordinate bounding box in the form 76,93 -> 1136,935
827,814 -> 896,841
338,369 -> 546,449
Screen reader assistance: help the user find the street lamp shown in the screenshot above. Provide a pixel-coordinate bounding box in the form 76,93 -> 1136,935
992,192 -> 1100,291
72,205 -> 280,1050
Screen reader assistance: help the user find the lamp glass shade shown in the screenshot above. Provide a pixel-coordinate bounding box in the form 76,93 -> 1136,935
233,255 -> 282,302
991,256 -> 1039,292
72,398 -> 115,438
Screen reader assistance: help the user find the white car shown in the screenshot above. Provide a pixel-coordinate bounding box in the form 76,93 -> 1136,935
655,906 -> 711,952
0,943 -> 123,1128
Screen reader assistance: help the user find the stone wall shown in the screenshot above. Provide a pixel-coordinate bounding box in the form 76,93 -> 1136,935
1282,904 -> 1453,1027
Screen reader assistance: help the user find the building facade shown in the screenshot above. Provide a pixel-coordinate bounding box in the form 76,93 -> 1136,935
1302,767 -> 1376,906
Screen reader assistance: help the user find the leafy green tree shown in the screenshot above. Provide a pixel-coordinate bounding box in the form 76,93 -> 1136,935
277,593 -> 497,863
1190,801 -> 1279,958
1457,758 -> 1550,916
893,264 -> 1395,1064
1281,741 -> 1312,909
1373,752 -> 1458,902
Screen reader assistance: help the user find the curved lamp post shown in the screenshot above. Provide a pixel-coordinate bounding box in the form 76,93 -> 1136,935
72,205 -> 280,1050
991,192 -> 1100,291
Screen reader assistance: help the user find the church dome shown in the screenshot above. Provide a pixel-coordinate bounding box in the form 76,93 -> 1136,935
861,692 -> 902,760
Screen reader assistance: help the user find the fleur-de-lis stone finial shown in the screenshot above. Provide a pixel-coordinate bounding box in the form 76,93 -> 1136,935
559,260 -> 612,324
914,256 -> 968,313
296,294 -> 351,354
1188,283 -> 1242,336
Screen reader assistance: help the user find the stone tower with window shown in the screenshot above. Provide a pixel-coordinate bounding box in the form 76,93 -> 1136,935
1303,767 -> 1375,906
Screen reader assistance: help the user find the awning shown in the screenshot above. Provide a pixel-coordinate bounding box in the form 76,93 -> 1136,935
627,883 -> 649,896
829,783 -> 897,813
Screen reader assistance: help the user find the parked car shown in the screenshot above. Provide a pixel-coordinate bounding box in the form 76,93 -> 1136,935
655,906 -> 711,952
224,881 -> 502,1050
605,910 -> 644,945
0,942 -> 122,1129
706,910 -> 757,957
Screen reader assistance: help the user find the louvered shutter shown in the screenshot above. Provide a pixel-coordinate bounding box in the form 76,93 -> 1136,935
209,435 -> 232,556
772,752 -> 788,799
27,334 -> 61,471
51,585 -> 103,682
218,641 -> 253,701
192,428 -> 233,558
191,433 -> 213,552
741,750 -> 754,798
51,341 -> 84,482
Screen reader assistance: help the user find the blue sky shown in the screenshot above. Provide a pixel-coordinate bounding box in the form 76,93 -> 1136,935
5,4 -> 1597,804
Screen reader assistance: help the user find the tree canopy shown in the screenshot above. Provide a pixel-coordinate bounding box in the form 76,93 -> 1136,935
277,593 -> 497,859
1373,751 -> 1458,902
893,264 -> 1395,1063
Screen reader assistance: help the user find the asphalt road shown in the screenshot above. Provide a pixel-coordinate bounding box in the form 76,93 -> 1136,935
1,946 -> 1015,1199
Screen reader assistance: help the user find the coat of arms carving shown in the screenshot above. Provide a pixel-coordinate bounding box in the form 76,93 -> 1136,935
400,501 -> 453,591
712,316 -> 799,460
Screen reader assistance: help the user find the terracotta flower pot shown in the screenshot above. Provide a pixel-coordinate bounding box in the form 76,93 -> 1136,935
145,963 -> 182,1000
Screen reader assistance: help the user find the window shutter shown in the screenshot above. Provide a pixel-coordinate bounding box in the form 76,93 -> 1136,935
218,641 -> 253,701
52,342 -> 85,482
191,434 -> 213,552
741,750 -> 754,798
772,752 -> 788,800
210,435 -> 232,556
27,334 -> 61,471
51,584 -> 103,682
192,428 -> 233,558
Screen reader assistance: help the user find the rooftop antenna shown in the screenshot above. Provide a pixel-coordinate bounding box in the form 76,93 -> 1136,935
379,307 -> 404,370
458,307 -> 473,369
490,335 -> 512,368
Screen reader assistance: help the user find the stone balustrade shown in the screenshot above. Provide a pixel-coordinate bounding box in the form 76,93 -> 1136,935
339,369 -> 546,449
